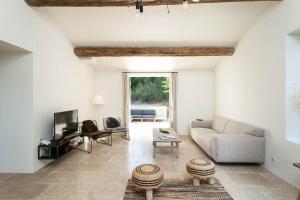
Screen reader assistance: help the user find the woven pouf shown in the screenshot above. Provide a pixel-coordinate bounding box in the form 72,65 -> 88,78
132,164 -> 164,200
186,158 -> 215,186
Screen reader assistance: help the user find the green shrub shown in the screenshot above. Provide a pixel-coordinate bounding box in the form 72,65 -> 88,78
131,77 -> 169,105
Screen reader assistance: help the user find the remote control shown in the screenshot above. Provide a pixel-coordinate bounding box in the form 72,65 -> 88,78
41,138 -> 51,145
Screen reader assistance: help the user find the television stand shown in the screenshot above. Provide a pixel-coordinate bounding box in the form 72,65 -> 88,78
38,138 -> 74,160
62,132 -> 82,141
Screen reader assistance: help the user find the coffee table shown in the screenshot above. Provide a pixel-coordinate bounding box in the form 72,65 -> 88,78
152,128 -> 182,158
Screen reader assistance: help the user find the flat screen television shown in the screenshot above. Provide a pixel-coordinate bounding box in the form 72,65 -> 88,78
54,109 -> 78,141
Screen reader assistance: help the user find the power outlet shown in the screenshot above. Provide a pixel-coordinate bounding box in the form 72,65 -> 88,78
271,155 -> 277,162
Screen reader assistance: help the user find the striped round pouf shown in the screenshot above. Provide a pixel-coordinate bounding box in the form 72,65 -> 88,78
186,158 -> 215,186
132,164 -> 164,200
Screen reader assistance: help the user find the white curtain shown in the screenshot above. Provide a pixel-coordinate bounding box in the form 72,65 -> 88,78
169,72 -> 178,132
123,72 -> 130,127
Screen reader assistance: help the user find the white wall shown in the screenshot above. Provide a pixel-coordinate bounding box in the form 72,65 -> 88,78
214,0 -> 300,188
0,53 -> 34,172
0,1 -> 33,51
94,69 -> 214,134
0,0 -> 95,172
177,70 -> 214,134
32,11 -> 95,171
94,70 -> 123,128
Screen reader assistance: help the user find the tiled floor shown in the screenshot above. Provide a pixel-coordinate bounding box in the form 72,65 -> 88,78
0,122 -> 299,200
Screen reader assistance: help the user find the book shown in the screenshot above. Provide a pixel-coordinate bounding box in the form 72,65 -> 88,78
159,135 -> 176,140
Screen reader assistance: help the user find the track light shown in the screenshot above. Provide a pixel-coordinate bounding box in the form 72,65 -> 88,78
136,0 -> 140,12
183,0 -> 188,9
135,0 -> 140,17
135,0 -> 144,18
140,4 -> 143,13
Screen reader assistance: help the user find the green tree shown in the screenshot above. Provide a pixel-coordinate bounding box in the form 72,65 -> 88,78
161,78 -> 169,94
131,77 -> 169,105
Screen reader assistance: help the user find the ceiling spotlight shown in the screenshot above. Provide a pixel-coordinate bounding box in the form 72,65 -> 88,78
183,0 -> 188,9
135,0 -> 144,17
140,4 -> 144,13
136,0 -> 140,13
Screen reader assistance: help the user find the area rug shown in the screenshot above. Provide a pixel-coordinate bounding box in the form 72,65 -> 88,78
123,178 -> 233,200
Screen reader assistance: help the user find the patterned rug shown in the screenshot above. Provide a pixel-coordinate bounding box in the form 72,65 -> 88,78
123,178 -> 233,200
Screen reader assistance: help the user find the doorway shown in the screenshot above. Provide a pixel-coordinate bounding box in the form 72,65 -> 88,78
123,72 -> 177,138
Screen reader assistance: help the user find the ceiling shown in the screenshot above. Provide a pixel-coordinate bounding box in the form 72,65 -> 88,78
0,40 -> 29,53
83,56 -> 223,71
42,2 -> 272,71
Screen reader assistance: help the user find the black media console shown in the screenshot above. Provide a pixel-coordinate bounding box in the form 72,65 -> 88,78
38,133 -> 81,159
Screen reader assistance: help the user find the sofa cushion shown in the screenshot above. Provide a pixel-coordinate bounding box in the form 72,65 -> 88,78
131,110 -> 143,115
191,128 -> 218,136
212,116 -> 230,134
190,120 -> 212,129
190,128 -> 218,156
143,115 -> 155,119
132,115 -> 143,118
143,110 -> 156,116
106,117 -> 121,128
224,120 -> 264,137
197,133 -> 217,156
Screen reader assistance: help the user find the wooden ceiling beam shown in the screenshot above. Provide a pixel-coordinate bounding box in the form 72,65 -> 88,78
25,0 -> 281,7
74,47 -> 235,57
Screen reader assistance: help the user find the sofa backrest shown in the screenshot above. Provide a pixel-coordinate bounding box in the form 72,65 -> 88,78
131,110 -> 143,116
143,109 -> 156,116
224,120 -> 264,137
212,116 -> 265,137
212,116 -> 230,133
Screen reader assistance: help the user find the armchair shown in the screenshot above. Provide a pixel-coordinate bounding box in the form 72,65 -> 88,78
103,117 -> 130,140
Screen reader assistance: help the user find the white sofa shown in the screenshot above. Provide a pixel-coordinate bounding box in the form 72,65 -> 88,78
190,116 -> 265,163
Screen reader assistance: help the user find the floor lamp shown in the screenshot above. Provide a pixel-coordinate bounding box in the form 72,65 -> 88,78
93,95 -> 104,128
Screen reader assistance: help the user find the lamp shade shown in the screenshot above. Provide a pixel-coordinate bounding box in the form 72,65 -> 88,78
93,95 -> 104,105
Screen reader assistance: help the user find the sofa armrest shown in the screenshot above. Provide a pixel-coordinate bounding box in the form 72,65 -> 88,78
190,120 -> 212,129
211,134 -> 265,163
